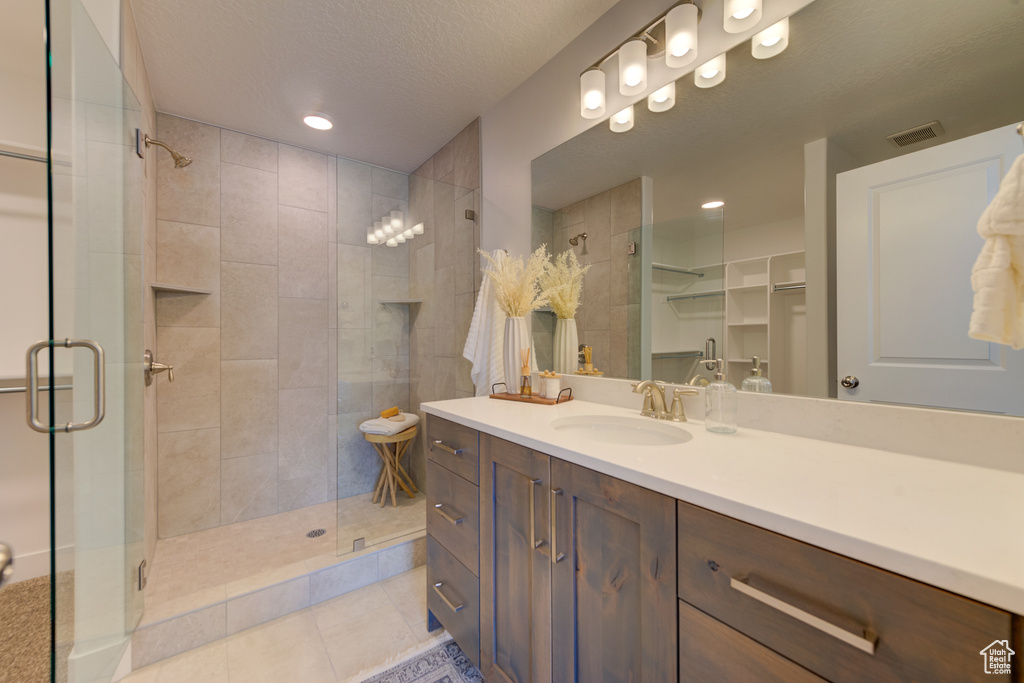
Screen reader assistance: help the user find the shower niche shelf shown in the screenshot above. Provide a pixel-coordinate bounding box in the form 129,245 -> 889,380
151,282 -> 212,295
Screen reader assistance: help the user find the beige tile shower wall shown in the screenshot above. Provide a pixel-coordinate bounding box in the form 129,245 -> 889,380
408,119 -> 481,487
154,114 -> 356,538
335,160 -> 411,500
555,178 -> 642,379
123,0 -> 159,567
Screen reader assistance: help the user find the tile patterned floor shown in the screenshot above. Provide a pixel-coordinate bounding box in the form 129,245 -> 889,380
144,494 -> 425,626
124,566 -> 443,683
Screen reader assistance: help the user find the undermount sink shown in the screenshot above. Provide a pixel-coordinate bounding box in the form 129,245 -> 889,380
549,415 -> 692,446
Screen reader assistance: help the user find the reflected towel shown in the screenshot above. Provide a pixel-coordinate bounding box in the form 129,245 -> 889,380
359,412 -> 420,436
463,249 -> 508,395
969,153 -> 1024,349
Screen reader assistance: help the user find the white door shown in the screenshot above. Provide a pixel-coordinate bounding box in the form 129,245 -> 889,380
836,123 -> 1024,415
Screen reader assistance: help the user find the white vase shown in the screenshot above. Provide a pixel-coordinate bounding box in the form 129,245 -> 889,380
503,317 -> 529,394
553,318 -> 579,375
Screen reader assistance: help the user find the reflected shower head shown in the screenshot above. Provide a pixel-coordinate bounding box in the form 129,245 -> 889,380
145,135 -> 192,168
569,232 -> 587,246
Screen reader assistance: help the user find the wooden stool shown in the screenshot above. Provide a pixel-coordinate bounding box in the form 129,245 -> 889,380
365,426 -> 419,508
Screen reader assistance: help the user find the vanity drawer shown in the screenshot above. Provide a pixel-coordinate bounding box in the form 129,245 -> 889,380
427,536 -> 480,668
679,600 -> 825,683
426,415 -> 479,485
677,501 -> 1013,682
426,458 -> 480,576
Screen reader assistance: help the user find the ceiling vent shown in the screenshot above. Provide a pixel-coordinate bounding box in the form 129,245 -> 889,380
887,121 -> 945,148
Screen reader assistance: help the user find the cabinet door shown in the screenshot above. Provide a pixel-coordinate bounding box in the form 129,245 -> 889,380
480,434 -> 552,683
551,460 -> 677,683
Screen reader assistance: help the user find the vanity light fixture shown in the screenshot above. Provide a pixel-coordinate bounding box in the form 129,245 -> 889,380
618,38 -> 648,96
395,233 -> 406,244
382,220 -> 394,238
610,105 -> 635,133
412,222 -> 425,235
370,211 -> 419,247
752,17 -> 789,59
390,210 -> 404,232
665,2 -> 699,69
702,200 -> 725,209
724,0 -> 762,33
367,230 -> 380,245
385,238 -> 398,248
402,228 -> 414,239
648,82 -> 676,113
695,54 -> 726,88
303,113 -> 333,130
580,68 -> 607,119
578,2 -> 701,119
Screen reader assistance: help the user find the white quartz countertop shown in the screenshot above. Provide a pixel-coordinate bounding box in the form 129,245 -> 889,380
422,396 -> 1024,615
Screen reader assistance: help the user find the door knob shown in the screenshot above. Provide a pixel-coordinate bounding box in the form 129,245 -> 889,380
144,349 -> 174,385
841,376 -> 859,388
0,543 -> 13,588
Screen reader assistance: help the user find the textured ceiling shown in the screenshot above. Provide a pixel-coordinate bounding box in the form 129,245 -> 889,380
532,0 -> 1024,232
131,0 -> 619,172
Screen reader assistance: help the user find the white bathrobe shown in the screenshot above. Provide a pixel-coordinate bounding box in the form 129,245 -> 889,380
969,154 -> 1024,349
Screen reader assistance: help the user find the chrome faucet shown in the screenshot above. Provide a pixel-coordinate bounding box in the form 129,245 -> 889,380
632,380 -> 670,419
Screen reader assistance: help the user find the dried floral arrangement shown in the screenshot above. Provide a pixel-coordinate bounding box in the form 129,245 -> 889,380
539,249 -> 591,320
479,246 -> 560,317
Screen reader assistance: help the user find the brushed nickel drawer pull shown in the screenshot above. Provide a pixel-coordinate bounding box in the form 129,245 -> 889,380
730,576 -> 877,655
434,503 -> 464,525
432,440 -> 464,456
529,478 -> 544,550
550,488 -> 564,564
433,582 -> 464,613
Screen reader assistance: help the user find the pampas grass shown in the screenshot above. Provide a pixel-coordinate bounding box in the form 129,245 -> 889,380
480,246 -> 558,317
540,249 -> 591,319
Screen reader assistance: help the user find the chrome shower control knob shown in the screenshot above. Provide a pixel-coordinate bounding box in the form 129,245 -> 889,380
841,376 -> 860,388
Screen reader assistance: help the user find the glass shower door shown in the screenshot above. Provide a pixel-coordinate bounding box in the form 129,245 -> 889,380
44,0 -> 145,680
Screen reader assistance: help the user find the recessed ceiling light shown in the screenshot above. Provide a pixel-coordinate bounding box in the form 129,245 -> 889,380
702,201 -> 725,209
303,113 -> 333,130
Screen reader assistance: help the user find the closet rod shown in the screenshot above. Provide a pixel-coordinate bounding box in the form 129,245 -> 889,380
666,290 -> 725,302
653,263 -> 704,277
773,282 -> 806,293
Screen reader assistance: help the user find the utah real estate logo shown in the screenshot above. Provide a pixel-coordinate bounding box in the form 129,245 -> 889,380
980,640 -> 1014,675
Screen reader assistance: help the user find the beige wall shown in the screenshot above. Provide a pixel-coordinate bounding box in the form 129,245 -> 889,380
154,114 -> 343,536
408,119 -> 481,483
551,178 -> 642,379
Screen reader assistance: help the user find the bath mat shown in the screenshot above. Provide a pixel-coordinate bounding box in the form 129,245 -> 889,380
360,639 -> 484,683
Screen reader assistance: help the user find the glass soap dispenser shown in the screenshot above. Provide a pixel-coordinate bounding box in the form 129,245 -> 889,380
705,359 -> 738,434
741,356 -> 772,393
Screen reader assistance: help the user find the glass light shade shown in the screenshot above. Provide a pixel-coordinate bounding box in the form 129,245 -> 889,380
723,0 -> 761,33
412,222 -> 424,235
752,18 -> 789,59
695,53 -> 726,88
580,69 -> 606,119
390,210 -> 403,231
395,233 -> 406,244
647,82 -> 676,113
665,3 -> 699,69
403,228 -> 414,239
385,238 -> 398,247
382,221 -> 394,237
609,105 -> 634,133
618,39 -> 647,96
367,230 -> 380,245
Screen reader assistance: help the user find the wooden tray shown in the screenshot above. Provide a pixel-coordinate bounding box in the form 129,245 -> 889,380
489,391 -> 573,406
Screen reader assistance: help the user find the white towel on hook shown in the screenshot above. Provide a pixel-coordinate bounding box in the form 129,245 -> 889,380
969,152 -> 1024,349
463,249 -> 507,395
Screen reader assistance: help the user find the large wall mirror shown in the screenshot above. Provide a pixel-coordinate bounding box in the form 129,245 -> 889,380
531,0 -> 1024,416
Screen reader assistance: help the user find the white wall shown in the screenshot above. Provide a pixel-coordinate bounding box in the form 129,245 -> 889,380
478,0 -> 815,256
725,216 -> 804,263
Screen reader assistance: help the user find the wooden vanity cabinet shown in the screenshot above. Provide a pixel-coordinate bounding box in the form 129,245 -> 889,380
479,433 -> 677,683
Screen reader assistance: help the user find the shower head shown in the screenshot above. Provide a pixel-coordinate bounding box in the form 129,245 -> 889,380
569,232 -> 587,247
144,135 -> 192,168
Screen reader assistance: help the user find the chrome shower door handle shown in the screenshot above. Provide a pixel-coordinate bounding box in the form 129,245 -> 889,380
704,337 -> 717,370
26,339 -> 106,433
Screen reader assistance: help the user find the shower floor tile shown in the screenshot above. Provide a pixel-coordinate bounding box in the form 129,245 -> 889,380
144,494 -> 425,627
123,566 -> 443,683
